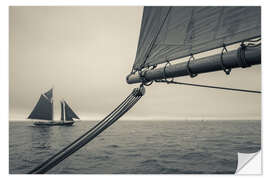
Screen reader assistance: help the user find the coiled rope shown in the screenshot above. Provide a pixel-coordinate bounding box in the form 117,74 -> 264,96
29,86 -> 145,174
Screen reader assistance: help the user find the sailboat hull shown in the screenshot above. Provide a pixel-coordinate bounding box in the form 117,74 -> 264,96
33,121 -> 74,126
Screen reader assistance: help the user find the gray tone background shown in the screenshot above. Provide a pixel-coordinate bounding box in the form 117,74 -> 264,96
9,6 -> 261,121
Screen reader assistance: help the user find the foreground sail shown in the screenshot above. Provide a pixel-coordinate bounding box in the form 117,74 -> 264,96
127,6 -> 261,85
132,6 -> 261,71
28,88 -> 79,126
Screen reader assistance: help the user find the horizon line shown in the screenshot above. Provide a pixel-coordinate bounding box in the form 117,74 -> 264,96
9,117 -> 261,121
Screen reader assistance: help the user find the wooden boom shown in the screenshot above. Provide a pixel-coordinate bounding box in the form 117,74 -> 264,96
126,46 -> 261,84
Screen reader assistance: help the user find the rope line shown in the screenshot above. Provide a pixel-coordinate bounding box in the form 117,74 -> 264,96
29,86 -> 145,174
163,61 -> 174,82
155,79 -> 261,94
28,93 -> 134,174
36,96 -> 140,174
138,70 -> 153,86
140,7 -> 172,70
242,37 -> 261,47
186,54 -> 198,78
220,44 -> 231,75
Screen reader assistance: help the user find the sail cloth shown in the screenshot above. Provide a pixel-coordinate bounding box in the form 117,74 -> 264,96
64,101 -> 79,121
44,88 -> 53,101
132,6 -> 261,71
28,95 -> 53,120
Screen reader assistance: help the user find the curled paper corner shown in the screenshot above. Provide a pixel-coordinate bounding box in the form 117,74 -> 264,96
235,150 -> 262,175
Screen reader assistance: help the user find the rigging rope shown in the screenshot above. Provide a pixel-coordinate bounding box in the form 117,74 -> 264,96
242,37 -> 261,47
155,79 -> 261,94
139,7 -> 172,70
220,44 -> 232,75
186,54 -> 198,78
163,60 -> 174,82
29,86 -> 145,174
153,38 -> 261,94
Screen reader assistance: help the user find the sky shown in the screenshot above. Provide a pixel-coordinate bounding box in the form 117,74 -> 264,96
9,6 -> 261,121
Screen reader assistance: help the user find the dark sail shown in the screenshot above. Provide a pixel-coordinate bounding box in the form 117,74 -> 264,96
60,101 -> 64,121
64,101 -> 79,121
44,88 -> 53,101
132,6 -> 261,71
28,95 -> 53,120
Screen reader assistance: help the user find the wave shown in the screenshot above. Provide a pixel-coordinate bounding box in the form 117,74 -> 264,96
106,144 -> 120,148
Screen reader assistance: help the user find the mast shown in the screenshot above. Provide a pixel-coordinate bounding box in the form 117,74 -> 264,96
52,87 -> 54,120
63,101 -> 66,122
60,101 -> 64,122
52,99 -> 54,120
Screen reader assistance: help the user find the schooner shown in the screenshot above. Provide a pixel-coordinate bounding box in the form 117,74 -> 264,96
28,88 -> 79,126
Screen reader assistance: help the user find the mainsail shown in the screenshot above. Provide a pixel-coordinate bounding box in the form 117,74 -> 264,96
28,94 -> 53,120
132,6 -> 261,71
64,101 -> 79,121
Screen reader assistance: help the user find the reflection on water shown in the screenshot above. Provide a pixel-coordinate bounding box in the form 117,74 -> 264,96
31,126 -> 52,150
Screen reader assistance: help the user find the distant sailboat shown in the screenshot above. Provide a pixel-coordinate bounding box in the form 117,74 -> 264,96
28,88 -> 79,126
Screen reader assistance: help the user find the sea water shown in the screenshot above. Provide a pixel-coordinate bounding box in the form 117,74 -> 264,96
9,120 -> 261,174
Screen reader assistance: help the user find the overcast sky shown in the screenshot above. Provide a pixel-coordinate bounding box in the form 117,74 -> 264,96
9,6 -> 261,121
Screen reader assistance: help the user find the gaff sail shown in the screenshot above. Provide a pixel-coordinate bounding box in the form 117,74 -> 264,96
132,6 -> 261,71
28,94 -> 53,120
64,101 -> 79,121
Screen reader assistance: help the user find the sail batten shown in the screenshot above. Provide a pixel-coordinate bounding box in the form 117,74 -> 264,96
132,6 -> 261,71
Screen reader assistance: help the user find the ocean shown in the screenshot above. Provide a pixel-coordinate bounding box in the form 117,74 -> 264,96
9,120 -> 261,174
